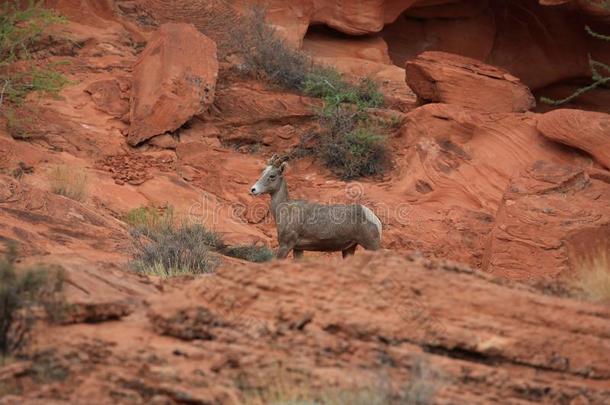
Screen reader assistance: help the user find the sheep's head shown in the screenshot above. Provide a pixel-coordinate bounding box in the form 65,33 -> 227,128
250,154 -> 287,196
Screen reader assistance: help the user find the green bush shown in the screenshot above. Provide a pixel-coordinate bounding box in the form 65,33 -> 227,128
0,1 -> 65,63
126,206 -> 275,273
126,206 -> 224,249
309,73 -> 389,180
2,65 -> 70,105
127,206 -> 221,277
0,243 -> 64,358
1,0 -> 69,140
303,68 -> 384,110
319,125 -> 390,180
3,107 -> 34,139
301,67 -> 343,97
124,206 -> 172,234
222,245 -> 273,263
300,63 -> 388,180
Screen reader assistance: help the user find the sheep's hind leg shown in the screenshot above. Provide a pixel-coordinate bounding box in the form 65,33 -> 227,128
342,244 -> 357,259
359,233 -> 381,251
276,244 -> 294,259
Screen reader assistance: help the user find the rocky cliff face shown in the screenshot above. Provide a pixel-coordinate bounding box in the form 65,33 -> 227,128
1,0 -> 609,403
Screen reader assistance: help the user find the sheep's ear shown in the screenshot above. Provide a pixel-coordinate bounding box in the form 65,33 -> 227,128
279,162 -> 288,173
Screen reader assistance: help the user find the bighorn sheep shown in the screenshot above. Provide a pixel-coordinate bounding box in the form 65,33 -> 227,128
250,155 -> 382,259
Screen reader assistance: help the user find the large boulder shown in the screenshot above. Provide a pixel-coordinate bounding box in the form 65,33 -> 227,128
128,23 -> 218,146
483,162 -> 610,279
405,51 -> 535,113
537,109 -> 610,170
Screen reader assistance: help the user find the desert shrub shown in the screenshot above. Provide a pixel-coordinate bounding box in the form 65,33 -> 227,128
124,206 -> 173,234
222,245 -> 273,263
400,357 -> 444,405
319,126 -> 390,180
126,205 -> 274,271
0,243 -> 64,358
126,206 -> 224,250
313,93 -> 390,180
304,69 -> 384,110
130,219 -> 220,277
2,64 -> 69,106
47,164 -> 88,202
4,107 -> 34,139
234,7 -> 312,91
1,1 -> 69,142
11,161 -> 33,179
569,247 -> 610,303
0,1 -> 65,62
228,5 -> 387,105
28,350 -> 69,383
224,5 -> 390,179
302,65 -> 388,179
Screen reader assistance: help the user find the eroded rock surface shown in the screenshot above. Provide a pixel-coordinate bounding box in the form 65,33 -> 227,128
4,253 -> 608,404
537,109 -> 610,169
483,162 -> 610,279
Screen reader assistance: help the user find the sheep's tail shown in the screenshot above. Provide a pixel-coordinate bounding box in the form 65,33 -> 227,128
361,205 -> 382,239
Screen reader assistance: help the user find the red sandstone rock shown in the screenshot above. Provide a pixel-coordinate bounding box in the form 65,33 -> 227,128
537,109 -> 610,169
483,161 -> 610,279
9,252 -> 608,403
127,23 -> 218,146
405,51 -> 535,113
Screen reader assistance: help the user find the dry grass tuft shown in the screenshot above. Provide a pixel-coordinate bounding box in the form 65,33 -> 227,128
125,206 -> 273,276
240,358 -> 444,404
1,243 -> 65,358
570,248 -> 610,303
47,164 -> 88,202
128,210 -> 220,278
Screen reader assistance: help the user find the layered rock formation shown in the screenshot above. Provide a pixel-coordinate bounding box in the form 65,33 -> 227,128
537,109 -> 610,169
483,162 -> 610,279
2,253 -> 609,404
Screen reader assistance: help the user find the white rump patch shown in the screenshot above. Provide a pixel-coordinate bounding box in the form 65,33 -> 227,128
361,205 -> 382,239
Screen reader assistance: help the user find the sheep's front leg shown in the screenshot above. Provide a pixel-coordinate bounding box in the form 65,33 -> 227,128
293,249 -> 303,259
276,232 -> 298,259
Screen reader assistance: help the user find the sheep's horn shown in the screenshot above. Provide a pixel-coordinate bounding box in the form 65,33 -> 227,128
267,154 -> 279,166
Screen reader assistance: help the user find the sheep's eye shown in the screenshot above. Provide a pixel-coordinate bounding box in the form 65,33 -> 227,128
269,175 -> 276,180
